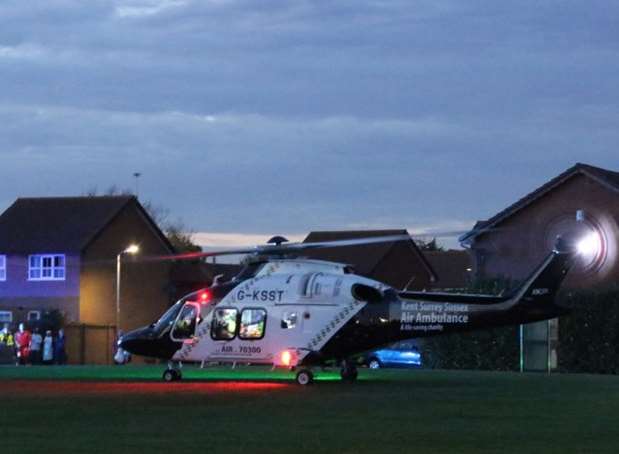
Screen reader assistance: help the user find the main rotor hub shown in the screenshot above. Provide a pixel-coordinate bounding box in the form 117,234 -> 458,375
266,236 -> 289,246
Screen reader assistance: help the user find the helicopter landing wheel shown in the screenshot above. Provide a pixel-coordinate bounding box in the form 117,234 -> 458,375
340,362 -> 358,383
163,369 -> 182,382
295,369 -> 314,386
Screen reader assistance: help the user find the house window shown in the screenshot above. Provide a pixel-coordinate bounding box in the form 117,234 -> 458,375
27,311 -> 41,322
0,255 -> 5,281
28,254 -> 66,281
0,311 -> 12,323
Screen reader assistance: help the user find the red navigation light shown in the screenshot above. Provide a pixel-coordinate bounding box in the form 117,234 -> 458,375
199,291 -> 211,304
281,350 -> 292,366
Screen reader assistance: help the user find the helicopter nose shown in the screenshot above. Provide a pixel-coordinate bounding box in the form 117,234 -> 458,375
118,332 -> 136,353
118,328 -> 150,356
117,326 -> 177,360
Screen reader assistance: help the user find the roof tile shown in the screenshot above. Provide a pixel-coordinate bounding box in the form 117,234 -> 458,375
460,163 -> 619,243
0,196 -> 136,253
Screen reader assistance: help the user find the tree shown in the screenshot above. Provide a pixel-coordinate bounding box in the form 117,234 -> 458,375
163,221 -> 202,253
413,236 -> 445,252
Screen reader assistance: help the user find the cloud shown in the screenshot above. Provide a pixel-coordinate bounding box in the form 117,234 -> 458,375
0,0 -> 618,248
115,0 -> 187,18
1,98 -> 618,240
0,44 -> 46,59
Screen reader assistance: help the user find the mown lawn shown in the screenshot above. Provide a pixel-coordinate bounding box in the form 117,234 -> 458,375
0,365 -> 618,454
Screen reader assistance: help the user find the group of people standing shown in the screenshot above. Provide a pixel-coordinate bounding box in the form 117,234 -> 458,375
0,323 -> 66,365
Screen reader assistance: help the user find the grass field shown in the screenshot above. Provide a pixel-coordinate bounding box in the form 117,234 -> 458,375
1,365 -> 618,454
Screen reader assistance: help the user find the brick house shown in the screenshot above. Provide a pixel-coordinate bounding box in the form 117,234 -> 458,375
424,250 -> 472,291
302,230 -> 437,290
459,163 -> 619,289
458,163 -> 619,371
0,196 -> 174,334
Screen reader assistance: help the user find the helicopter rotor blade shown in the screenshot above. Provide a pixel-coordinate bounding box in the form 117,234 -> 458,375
144,247 -> 259,262
142,234 -> 413,262
411,226 -> 514,241
412,230 -> 468,238
272,234 -> 412,252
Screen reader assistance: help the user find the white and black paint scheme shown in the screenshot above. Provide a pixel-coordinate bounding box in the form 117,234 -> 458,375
120,235 -> 576,384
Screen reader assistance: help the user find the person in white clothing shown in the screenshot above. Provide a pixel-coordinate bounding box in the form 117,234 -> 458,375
42,330 -> 54,364
29,328 -> 43,365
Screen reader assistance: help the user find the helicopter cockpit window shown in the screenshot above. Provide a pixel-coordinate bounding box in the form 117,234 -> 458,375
153,302 -> 183,333
171,303 -> 199,341
281,311 -> 297,329
211,308 -> 238,340
239,308 -> 267,340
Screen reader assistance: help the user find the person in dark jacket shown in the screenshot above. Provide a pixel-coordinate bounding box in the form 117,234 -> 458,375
54,329 -> 67,365
0,324 -> 15,364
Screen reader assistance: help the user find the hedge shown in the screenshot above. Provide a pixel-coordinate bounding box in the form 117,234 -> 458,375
421,289 -> 619,374
558,289 -> 619,374
422,326 -> 519,371
421,277 -> 519,371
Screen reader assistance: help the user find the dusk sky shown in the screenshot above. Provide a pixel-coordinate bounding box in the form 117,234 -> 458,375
1,1 -> 617,249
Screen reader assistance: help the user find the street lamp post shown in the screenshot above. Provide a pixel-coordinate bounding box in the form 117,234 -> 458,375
133,172 -> 141,198
116,244 -> 140,331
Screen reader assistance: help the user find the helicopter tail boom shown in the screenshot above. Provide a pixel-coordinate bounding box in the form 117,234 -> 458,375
391,241 -> 576,338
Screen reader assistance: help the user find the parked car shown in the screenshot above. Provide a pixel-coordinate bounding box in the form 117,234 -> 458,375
365,340 -> 422,369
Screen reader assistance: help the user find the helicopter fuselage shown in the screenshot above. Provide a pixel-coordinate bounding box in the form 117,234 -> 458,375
120,245 -> 573,369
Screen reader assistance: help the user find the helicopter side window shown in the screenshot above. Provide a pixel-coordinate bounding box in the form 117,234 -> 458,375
171,303 -> 199,341
211,308 -> 238,340
281,311 -> 297,329
298,273 -> 313,296
239,308 -> 267,340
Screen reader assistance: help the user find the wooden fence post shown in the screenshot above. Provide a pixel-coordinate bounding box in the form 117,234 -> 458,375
79,324 -> 86,365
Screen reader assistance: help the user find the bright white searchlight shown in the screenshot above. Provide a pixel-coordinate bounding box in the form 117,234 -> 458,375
577,232 -> 602,260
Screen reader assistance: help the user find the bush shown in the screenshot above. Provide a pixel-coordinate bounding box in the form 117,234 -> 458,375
558,289 -> 619,374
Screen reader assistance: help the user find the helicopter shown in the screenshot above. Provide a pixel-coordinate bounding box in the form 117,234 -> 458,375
119,234 -> 578,385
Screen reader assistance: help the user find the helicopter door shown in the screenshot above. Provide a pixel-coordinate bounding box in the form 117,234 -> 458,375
170,302 -> 201,342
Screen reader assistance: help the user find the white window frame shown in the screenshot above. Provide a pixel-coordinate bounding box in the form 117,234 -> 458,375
0,311 -> 12,323
28,254 -> 66,281
0,255 -> 5,281
27,310 -> 41,321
